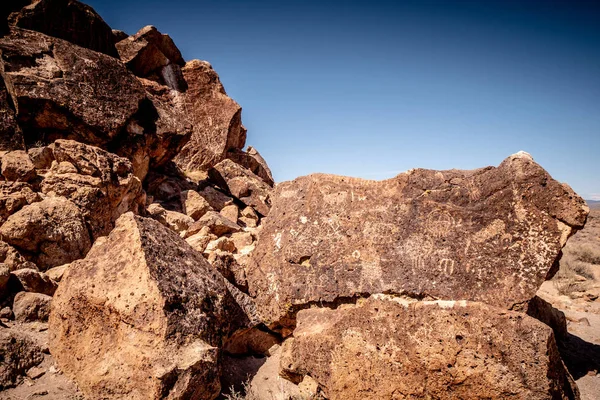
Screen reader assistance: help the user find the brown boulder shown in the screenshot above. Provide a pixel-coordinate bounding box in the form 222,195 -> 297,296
13,291 -> 52,322
8,0 -> 119,57
209,159 -> 271,216
0,327 -> 44,389
10,268 -> 57,295
49,213 -> 246,400
0,241 -> 36,271
41,139 -> 144,238
186,211 -> 241,237
180,189 -> 212,220
1,150 -> 36,182
0,197 -> 92,269
0,182 -> 41,224
281,297 -> 578,400
174,60 -> 245,172
27,145 -> 54,170
198,185 -> 234,211
247,153 -> 588,328
227,146 -> 274,186
0,76 -> 24,151
147,202 -> 194,234
0,28 -> 146,147
0,264 -> 9,296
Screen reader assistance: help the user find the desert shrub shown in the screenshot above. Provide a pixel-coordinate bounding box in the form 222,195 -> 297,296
567,243 -> 600,265
552,252 -> 594,297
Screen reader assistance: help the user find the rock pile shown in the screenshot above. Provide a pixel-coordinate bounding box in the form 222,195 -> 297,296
0,1 -> 591,399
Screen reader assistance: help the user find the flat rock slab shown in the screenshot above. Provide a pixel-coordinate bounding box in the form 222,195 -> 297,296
49,212 -> 246,400
248,153 -> 588,327
281,297 -> 579,400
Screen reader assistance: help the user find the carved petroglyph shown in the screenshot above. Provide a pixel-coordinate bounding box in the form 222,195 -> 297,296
402,235 -> 434,270
439,258 -> 455,276
425,209 -> 455,238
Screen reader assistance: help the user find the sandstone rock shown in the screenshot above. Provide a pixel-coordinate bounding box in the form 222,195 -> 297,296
41,140 -> 144,238
0,327 -> 44,389
220,204 -> 239,224
186,211 -> 241,237
248,153 -> 588,327
230,232 -> 254,253
1,150 -> 36,182
205,237 -> 236,254
8,0 -> 119,57
174,60 -> 245,172
227,146 -> 274,186
0,28 -> 146,147
0,241 -> 36,271
198,186 -> 233,211
185,228 -> 216,254
10,268 -> 57,296
45,264 -> 68,283
0,77 -> 24,151
13,291 -> 52,322
281,297 -> 579,400
49,213 -> 246,400
0,182 -> 41,224
27,146 -> 54,170
147,202 -> 194,234
239,206 -> 258,228
180,189 -> 211,220
0,197 -> 92,269
0,306 -> 13,319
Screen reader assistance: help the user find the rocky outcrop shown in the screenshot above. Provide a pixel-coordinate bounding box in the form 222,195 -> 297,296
7,0 -> 119,57
281,297 -> 578,400
174,60 -> 245,173
227,146 -> 274,187
49,213 -> 246,400
247,153 -> 588,328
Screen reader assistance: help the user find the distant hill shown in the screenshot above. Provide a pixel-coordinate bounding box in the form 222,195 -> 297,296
586,200 -> 600,210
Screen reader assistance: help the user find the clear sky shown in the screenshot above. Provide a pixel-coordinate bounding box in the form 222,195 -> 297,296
87,0 -> 599,200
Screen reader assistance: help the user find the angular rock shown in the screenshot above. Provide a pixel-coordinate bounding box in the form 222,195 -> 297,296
0,264 -> 9,296
174,60 -> 245,172
49,213 -> 247,400
27,145 -> 54,170
41,140 -> 144,238
180,189 -> 211,220
220,204 -> 238,224
0,182 -> 41,224
239,206 -> 259,228
1,150 -> 36,181
10,268 -> 57,295
112,29 -> 128,43
147,202 -> 194,234
45,264 -> 68,282
185,229 -> 216,254
281,297 -> 579,400
0,241 -> 36,271
145,166 -> 196,202
0,76 -> 24,151
0,28 -> 146,148
0,197 -> 92,269
247,153 -> 588,327
227,146 -> 274,186
198,186 -> 233,211
0,327 -> 44,389
522,295 -> 569,341
207,251 -> 247,292
209,159 -> 271,216
186,211 -> 241,237
13,291 -> 52,322
8,0 -> 119,57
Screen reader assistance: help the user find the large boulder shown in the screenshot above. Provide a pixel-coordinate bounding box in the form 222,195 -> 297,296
49,212 -> 247,400
0,327 -> 44,389
208,159 -> 271,216
281,297 -> 579,400
13,291 -> 52,322
174,60 -> 245,173
247,153 -> 588,328
227,146 -> 274,186
0,197 -> 92,269
41,139 -> 144,238
1,150 -> 36,182
8,0 -> 119,57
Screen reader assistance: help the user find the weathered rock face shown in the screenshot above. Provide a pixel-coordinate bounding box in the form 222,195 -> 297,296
248,153 -> 588,327
0,76 -> 25,151
13,291 -> 52,322
227,146 -> 274,187
49,213 -> 246,400
1,150 -> 36,182
209,159 -> 271,216
174,60 -> 245,173
0,197 -> 92,269
0,28 -> 146,147
41,139 -> 144,238
0,182 -> 41,224
0,327 -> 44,389
281,297 -> 579,400
8,0 -> 119,57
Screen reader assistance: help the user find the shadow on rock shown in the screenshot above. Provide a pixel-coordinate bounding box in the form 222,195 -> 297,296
558,333 -> 600,379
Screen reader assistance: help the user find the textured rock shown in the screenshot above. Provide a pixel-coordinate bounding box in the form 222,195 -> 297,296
1,150 -> 36,182
186,211 -> 241,237
41,140 -> 144,238
198,186 -> 233,211
0,241 -> 36,271
49,213 -> 246,400
0,182 -> 41,224
209,159 -> 271,216
147,202 -> 194,234
522,295 -> 569,341
174,60 -> 245,172
239,206 -> 259,228
0,76 -> 24,151
281,297 -> 579,400
0,264 -> 9,296
220,204 -> 238,224
248,153 -> 588,327
27,145 -> 54,170
45,264 -> 68,282
8,0 -> 119,57
10,268 -> 57,295
0,327 -> 44,389
0,28 -> 146,147
227,146 -> 274,186
0,197 -> 92,269
180,189 -> 211,220
13,291 -> 52,322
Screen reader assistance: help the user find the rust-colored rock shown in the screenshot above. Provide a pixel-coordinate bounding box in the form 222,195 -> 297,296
180,189 -> 212,220
8,0 -> 119,57
13,291 -> 52,322
248,153 -> 588,327
49,212 -> 246,400
0,327 -> 44,389
174,60 -> 245,172
281,297 -> 579,400
0,182 -> 41,225
0,197 -> 92,269
209,159 -> 271,216
0,76 -> 24,151
227,146 -> 274,186
10,268 -> 57,295
1,150 -> 36,182
41,140 -> 144,239
186,211 -> 241,237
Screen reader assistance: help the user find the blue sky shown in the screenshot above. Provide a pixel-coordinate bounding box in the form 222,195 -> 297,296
88,0 -> 599,200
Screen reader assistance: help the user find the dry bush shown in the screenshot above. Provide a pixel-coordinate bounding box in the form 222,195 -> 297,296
567,243 -> 600,265
552,244 -> 597,297
224,380 -> 324,400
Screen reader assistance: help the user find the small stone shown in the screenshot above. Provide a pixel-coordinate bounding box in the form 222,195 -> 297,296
13,292 -> 52,322
198,186 -> 233,211
11,269 -> 57,296
45,264 -> 69,282
220,204 -> 239,224
1,150 -> 36,182
180,190 -> 212,220
186,211 -> 241,237
26,366 -> 46,380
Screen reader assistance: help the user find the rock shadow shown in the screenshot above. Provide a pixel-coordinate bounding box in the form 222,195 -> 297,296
558,333 -> 600,379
